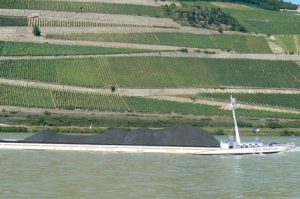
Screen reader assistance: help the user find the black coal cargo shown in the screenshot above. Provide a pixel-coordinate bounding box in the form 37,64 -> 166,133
14,125 -> 219,147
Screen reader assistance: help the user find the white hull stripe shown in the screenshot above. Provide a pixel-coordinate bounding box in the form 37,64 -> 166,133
0,142 -> 290,155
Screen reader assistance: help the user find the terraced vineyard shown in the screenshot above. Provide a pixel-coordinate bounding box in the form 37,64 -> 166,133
0,16 -> 28,26
223,5 -> 300,34
0,0 -> 163,17
46,32 -> 272,53
0,0 -> 299,126
0,84 -> 55,109
195,93 -> 300,110
28,18 -> 150,28
0,57 -> 299,89
0,83 -> 299,119
275,35 -> 300,53
0,41 -> 154,56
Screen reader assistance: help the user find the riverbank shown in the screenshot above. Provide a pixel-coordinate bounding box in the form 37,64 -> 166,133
1,110 -> 300,136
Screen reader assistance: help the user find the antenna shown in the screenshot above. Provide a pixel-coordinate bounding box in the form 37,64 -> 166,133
230,96 -> 241,145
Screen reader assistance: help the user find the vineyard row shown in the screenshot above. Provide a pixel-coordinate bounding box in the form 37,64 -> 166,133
27,18 -> 151,28
0,56 -> 299,89
0,83 -> 299,119
0,41 -> 153,56
46,32 -> 272,54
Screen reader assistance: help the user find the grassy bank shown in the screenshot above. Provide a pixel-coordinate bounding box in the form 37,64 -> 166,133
1,111 -> 300,136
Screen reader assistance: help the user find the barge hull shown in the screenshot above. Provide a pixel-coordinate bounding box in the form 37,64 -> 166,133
0,142 -> 218,154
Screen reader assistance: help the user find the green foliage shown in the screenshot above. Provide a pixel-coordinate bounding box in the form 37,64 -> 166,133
46,32 -> 272,53
0,16 -> 28,26
267,122 -> 282,129
183,1 -> 300,34
280,130 -> 299,136
179,0 -> 298,11
0,41 -> 154,56
0,83 -> 299,119
0,126 -> 28,132
20,114 -> 213,129
275,35 -> 300,53
0,84 -> 55,108
212,129 -> 225,135
32,26 -> 41,36
179,48 -> 188,53
44,111 -> 51,115
195,93 -> 300,109
0,0 -> 163,17
162,4 -> 244,31
0,57 -> 299,89
222,6 -> 300,34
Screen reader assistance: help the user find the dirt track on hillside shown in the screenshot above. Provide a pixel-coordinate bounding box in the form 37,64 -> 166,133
1,51 -> 300,61
40,26 -> 221,35
1,78 -> 300,95
147,96 -> 300,114
0,105 -> 210,120
49,0 -> 179,7
0,35 -> 182,51
0,22 -> 230,36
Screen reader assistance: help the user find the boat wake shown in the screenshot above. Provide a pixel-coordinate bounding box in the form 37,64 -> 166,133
282,147 -> 300,153
290,147 -> 300,152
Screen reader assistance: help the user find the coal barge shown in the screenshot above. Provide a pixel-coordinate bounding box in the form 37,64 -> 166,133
0,125 -> 221,154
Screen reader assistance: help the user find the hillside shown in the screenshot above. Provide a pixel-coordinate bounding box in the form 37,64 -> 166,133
179,0 -> 298,11
0,0 -> 299,134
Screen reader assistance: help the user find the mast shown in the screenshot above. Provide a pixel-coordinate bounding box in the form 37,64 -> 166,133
231,96 -> 241,145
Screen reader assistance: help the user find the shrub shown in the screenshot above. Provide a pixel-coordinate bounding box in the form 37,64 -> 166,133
0,126 -> 28,132
279,130 -> 298,136
33,26 -> 41,36
268,122 -> 282,129
213,129 -> 225,135
44,111 -> 51,115
218,27 -> 223,34
179,48 -> 188,53
111,85 -> 116,93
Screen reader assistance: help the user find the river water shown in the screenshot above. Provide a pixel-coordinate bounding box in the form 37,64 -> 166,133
0,133 -> 299,199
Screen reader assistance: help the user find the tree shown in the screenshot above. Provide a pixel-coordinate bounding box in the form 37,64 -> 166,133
218,27 -> 223,33
33,25 -> 41,36
111,85 -> 116,93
